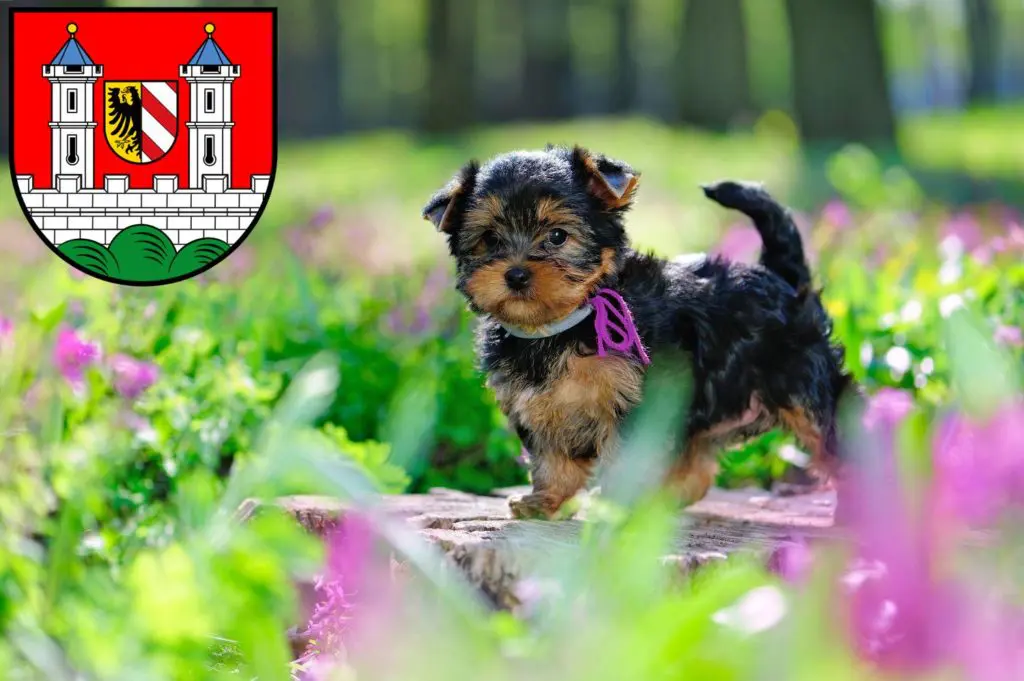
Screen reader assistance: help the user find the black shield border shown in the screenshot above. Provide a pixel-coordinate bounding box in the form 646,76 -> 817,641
7,5 -> 278,287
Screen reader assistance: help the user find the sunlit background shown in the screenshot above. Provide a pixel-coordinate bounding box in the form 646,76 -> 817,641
0,1 -> 1023,680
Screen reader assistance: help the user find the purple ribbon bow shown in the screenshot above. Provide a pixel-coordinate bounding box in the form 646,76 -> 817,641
589,287 -> 651,366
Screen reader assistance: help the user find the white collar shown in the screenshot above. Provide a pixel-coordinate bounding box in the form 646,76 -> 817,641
499,304 -> 594,339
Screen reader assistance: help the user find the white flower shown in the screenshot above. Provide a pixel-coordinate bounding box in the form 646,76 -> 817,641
885,346 -> 912,375
860,342 -> 874,367
900,299 -> 922,323
939,235 -> 964,260
920,357 -> 934,375
938,259 -> 962,285
778,444 -> 810,468
712,586 -> 787,635
939,294 -> 964,318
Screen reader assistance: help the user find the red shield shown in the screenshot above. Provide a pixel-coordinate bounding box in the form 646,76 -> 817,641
8,7 -> 277,286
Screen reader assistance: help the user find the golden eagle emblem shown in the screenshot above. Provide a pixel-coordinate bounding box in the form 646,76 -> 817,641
105,82 -> 143,162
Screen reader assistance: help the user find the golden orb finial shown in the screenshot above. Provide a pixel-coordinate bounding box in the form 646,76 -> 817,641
204,23 -> 215,35
67,22 -> 78,36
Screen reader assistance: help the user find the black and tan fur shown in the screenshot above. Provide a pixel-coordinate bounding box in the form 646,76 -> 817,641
424,145 -> 857,519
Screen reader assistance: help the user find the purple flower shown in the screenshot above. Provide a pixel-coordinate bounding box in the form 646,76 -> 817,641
956,601 -> 1024,681
53,327 -> 100,385
110,354 -> 159,399
0,317 -> 12,348
308,205 -> 336,230
941,213 -> 984,252
286,228 -> 314,258
932,404 -> 1024,525
861,388 -> 914,434
300,514 -> 378,664
821,200 -> 852,229
767,535 -> 814,583
971,245 -> 994,265
1008,223 -> 1024,250
713,224 -> 761,263
840,424 -> 959,672
994,325 -> 1023,348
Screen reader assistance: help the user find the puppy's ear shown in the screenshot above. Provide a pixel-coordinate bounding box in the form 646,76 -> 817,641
423,161 -> 479,233
572,146 -> 639,211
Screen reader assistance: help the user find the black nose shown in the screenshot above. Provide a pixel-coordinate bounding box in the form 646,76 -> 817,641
504,266 -> 532,291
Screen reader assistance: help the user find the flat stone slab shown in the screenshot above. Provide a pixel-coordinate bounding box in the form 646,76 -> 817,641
247,486 -> 836,614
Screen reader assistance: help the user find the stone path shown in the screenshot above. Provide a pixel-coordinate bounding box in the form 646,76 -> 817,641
252,485 -> 837,613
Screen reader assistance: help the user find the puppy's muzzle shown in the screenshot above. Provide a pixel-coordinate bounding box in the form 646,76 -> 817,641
504,266 -> 532,292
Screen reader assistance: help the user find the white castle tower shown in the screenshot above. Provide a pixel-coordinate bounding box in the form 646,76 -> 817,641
43,23 -> 101,190
180,23 -> 239,192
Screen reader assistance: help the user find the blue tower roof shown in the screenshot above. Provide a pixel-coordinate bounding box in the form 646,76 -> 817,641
188,24 -> 232,66
51,29 -> 94,67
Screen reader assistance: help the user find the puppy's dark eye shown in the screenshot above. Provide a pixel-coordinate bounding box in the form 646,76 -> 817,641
547,228 -> 568,246
482,231 -> 500,249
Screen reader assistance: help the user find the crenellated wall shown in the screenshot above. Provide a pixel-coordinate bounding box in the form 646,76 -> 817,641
16,173 -> 270,247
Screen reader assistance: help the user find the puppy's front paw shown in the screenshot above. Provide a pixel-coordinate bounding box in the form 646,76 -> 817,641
509,493 -> 558,520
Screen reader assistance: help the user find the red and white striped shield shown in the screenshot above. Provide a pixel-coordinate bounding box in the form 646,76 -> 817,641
103,79 -> 178,164
139,80 -> 178,163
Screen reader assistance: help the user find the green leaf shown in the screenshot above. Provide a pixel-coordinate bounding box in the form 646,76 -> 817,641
108,225 -> 176,282
57,239 -> 120,279
943,309 -> 1021,419
168,238 -> 230,279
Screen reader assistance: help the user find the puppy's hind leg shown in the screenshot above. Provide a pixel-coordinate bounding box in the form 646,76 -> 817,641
664,433 -> 720,507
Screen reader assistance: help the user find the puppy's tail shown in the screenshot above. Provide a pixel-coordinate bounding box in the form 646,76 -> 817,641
702,180 -> 811,293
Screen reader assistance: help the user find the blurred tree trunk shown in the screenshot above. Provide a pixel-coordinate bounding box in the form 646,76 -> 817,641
966,0 -> 998,103
424,0 -> 477,133
269,0 -> 342,138
609,0 -> 635,114
522,0 -> 573,119
785,0 -> 895,144
675,0 -> 752,130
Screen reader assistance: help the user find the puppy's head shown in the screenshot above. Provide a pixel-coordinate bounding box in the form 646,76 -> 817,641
423,145 -> 639,329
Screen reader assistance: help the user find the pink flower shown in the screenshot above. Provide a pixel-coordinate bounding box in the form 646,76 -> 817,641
299,513 -> 381,667
308,205 -> 336,230
862,388 -> 914,434
941,213 -> 984,252
841,411 -> 959,673
956,600 -> 1024,681
821,200 -> 852,229
931,404 -> 1024,525
767,535 -> 814,583
971,245 -> 994,265
110,354 -> 159,399
52,327 -> 100,385
0,317 -> 12,348
994,325 -> 1023,348
713,224 -> 760,263
1007,222 -> 1024,250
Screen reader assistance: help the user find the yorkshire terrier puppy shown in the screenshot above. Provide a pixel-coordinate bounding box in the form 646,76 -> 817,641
424,145 -> 857,519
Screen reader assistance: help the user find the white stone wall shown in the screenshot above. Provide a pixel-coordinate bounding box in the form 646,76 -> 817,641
15,173 -> 270,248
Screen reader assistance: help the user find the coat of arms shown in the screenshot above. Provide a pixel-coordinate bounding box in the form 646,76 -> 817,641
9,8 -> 277,285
